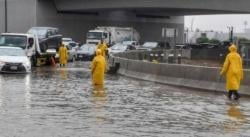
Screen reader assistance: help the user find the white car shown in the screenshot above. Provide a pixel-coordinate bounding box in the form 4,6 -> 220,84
109,43 -> 135,55
122,41 -> 140,49
62,37 -> 73,46
66,44 -> 77,62
67,41 -> 80,51
76,44 -> 97,61
0,47 -> 31,73
137,42 -> 159,51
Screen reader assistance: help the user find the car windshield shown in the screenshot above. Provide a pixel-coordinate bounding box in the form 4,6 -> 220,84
87,32 -> 102,39
111,44 -> 127,50
142,42 -> 158,48
0,35 -> 27,49
0,48 -> 26,56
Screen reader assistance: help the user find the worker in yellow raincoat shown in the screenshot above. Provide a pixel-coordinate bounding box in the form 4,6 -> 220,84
59,43 -> 68,67
97,39 -> 108,58
91,49 -> 106,95
220,44 -> 243,101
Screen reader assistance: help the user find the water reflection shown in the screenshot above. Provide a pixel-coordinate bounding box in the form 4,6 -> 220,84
59,69 -> 68,80
90,86 -> 107,132
0,75 -> 3,107
24,74 -> 31,109
224,104 -> 246,134
92,85 -> 107,97
0,63 -> 250,136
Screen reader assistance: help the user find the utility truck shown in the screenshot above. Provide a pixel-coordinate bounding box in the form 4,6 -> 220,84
0,27 -> 62,66
86,26 -> 140,46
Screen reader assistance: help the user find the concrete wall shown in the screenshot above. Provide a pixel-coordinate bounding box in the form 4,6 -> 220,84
109,54 -> 250,95
0,0 -> 5,33
1,0 -> 37,33
36,0 -> 97,43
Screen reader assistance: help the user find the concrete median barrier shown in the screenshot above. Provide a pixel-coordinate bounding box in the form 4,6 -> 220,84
109,54 -> 250,96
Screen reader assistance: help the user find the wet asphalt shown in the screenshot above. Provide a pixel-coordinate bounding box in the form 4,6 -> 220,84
0,62 -> 249,137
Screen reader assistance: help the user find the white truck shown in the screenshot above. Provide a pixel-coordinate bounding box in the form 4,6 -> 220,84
0,32 -> 61,66
86,26 -> 140,46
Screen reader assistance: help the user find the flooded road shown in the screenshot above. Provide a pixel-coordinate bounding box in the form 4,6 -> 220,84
0,62 -> 250,137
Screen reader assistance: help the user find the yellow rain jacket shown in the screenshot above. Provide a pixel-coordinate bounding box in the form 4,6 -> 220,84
220,45 -> 243,91
91,49 -> 106,85
97,42 -> 108,57
59,45 -> 68,65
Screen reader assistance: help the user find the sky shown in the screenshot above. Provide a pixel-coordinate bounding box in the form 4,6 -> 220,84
185,14 -> 250,33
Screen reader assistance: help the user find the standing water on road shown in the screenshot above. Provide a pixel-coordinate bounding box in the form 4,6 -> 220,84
0,62 -> 250,137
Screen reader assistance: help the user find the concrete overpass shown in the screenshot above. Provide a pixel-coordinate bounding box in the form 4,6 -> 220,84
0,0 -> 250,43
54,0 -> 250,15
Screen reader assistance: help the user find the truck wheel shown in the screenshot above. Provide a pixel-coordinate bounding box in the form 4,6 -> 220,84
72,56 -> 76,62
31,55 -> 37,67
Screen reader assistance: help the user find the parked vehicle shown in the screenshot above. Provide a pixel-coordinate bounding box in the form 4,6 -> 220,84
0,33 -> 36,65
122,41 -> 140,49
0,27 -> 62,67
86,26 -> 140,46
65,44 -> 77,62
137,42 -> 159,51
76,44 -> 97,61
28,27 -> 62,52
28,27 -> 59,39
27,27 -> 62,66
199,43 -> 220,49
0,47 -> 31,73
176,44 -> 189,49
109,43 -> 135,54
0,33 -> 35,54
62,37 -> 73,45
67,41 -> 80,51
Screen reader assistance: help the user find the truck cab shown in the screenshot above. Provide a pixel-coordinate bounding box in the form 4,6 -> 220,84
86,26 -> 140,47
0,33 -> 36,58
86,30 -> 110,45
0,32 -> 60,67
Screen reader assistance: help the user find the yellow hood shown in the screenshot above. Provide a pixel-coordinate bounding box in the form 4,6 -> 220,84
96,49 -> 102,56
229,44 -> 237,53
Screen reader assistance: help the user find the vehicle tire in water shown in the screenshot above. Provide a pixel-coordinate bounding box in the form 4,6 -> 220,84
31,55 -> 37,67
72,56 -> 76,62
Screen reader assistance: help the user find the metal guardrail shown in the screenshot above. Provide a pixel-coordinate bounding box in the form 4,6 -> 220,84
115,50 -> 180,63
114,49 -> 228,64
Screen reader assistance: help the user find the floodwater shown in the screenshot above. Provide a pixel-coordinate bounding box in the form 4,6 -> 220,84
0,62 -> 250,137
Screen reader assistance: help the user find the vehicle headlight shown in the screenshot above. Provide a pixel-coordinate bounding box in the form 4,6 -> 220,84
0,61 -> 5,66
55,53 -> 59,58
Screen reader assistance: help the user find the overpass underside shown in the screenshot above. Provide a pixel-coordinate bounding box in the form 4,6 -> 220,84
54,0 -> 250,15
52,0 -> 250,42
1,0 -> 250,43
